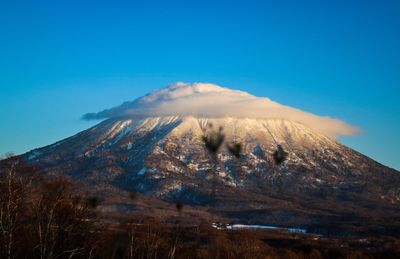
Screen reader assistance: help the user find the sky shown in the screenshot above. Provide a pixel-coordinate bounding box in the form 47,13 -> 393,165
0,0 -> 399,170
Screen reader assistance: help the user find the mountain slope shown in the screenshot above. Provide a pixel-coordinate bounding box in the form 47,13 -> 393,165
21,116 -> 400,235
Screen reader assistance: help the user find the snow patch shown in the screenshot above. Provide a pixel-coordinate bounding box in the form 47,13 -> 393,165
138,168 -> 146,176
28,151 -> 41,160
212,223 -> 307,233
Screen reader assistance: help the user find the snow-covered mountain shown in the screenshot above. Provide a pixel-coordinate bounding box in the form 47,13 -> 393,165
21,83 -> 400,234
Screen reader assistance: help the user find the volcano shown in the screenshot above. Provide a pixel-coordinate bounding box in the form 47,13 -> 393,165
17,83 -> 400,236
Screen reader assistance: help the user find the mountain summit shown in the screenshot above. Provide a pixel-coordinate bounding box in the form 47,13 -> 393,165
20,83 -> 400,235
83,82 -> 358,138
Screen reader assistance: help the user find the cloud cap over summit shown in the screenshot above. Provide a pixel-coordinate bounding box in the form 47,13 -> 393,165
83,82 -> 358,138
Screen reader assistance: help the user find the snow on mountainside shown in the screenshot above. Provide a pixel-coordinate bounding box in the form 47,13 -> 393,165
25,116 -> 398,195
16,83 -> 400,234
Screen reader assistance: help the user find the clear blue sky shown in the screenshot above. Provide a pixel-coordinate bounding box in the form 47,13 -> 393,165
0,0 -> 399,170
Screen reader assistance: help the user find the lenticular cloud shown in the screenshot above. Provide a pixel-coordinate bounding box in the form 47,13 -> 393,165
83,82 -> 358,138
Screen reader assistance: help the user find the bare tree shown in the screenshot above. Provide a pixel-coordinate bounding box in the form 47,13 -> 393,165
30,177 -> 92,259
126,222 -> 138,259
0,155 -> 33,259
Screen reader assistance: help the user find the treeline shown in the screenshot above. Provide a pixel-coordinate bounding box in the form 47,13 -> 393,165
0,156 -> 97,259
1,157 -> 399,259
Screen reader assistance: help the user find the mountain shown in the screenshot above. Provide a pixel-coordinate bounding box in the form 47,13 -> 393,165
16,83 -> 400,235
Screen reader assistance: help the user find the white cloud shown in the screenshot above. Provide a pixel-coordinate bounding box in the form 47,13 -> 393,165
83,82 -> 359,138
